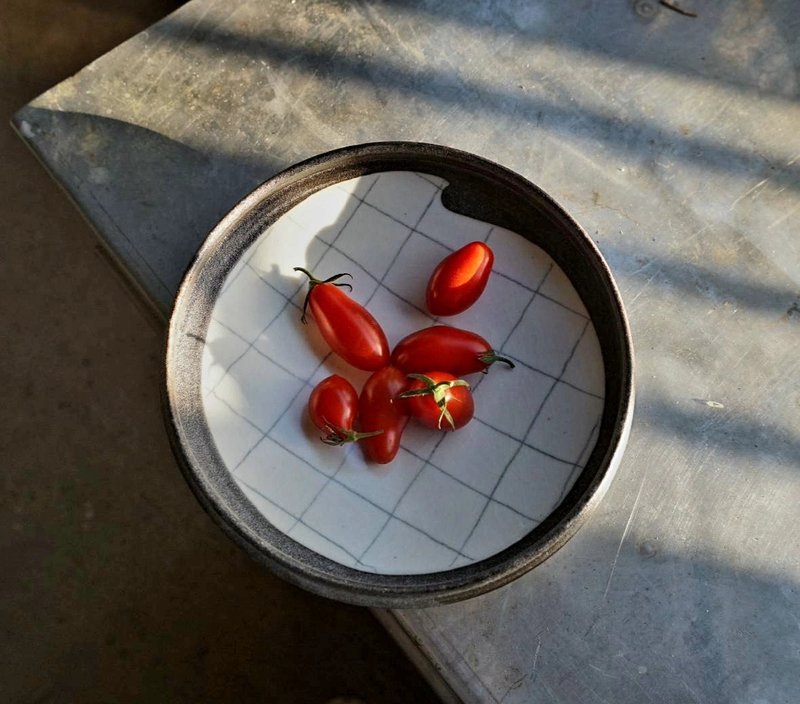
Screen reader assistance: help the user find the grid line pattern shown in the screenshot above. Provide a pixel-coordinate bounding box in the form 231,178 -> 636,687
287,181 -> 455,560
208,363 -> 462,566
204,176 -> 382,399
200,171 -> 605,574
349,192 -> 590,320
451,318 -> 591,565
212,381 -> 574,529
237,476 -> 371,568
210,304 -> 603,411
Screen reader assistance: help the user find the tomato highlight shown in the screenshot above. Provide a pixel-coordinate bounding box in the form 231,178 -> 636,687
358,366 -> 410,464
426,242 -> 494,316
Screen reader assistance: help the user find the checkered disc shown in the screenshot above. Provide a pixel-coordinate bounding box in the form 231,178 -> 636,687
200,171 -> 604,575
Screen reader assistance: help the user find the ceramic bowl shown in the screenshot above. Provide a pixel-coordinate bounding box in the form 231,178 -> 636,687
164,142 -> 634,607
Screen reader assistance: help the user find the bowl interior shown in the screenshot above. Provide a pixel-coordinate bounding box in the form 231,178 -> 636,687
199,170 -> 605,575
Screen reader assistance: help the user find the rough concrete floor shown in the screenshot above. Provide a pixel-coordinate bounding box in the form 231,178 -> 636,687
0,2 -> 438,702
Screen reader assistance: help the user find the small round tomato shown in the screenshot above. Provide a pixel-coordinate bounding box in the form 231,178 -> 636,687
426,242 -> 494,316
308,375 -> 382,446
295,267 -> 389,371
391,325 -> 514,376
399,372 -> 474,431
358,366 -> 410,464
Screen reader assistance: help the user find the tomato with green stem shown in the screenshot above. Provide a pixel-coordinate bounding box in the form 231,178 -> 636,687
391,325 -> 515,376
426,241 -> 494,316
295,267 -> 389,371
358,366 -> 410,464
308,375 -> 383,446
399,372 -> 474,431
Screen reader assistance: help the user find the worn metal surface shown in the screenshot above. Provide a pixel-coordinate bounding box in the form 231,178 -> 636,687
13,0 -> 800,701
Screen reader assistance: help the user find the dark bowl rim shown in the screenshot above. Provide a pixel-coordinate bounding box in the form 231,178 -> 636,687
164,140 -> 635,608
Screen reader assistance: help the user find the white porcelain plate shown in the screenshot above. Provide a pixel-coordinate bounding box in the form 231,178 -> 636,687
199,170 -> 605,575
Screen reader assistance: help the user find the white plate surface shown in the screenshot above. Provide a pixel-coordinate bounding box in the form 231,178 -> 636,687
200,171 -> 604,575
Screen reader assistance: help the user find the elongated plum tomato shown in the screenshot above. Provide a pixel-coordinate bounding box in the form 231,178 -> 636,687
358,366 -> 410,464
308,375 -> 383,446
399,372 -> 474,431
392,325 -> 515,376
426,241 -> 494,316
295,267 -> 389,371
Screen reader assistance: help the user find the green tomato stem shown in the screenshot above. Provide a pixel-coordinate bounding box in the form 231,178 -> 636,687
293,267 -> 353,323
398,374 -> 471,431
320,423 -> 384,446
438,406 -> 455,430
477,351 -> 516,370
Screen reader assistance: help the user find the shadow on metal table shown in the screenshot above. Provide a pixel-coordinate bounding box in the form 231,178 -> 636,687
14,1 -> 800,701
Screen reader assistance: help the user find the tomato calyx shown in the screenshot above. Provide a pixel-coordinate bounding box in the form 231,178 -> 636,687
398,373 -> 471,430
318,419 -> 384,447
477,350 -> 516,372
293,267 -> 353,324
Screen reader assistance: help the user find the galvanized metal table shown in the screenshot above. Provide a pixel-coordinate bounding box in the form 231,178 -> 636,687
15,1 -> 800,701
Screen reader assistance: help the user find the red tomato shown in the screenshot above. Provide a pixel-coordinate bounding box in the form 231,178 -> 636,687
391,325 -> 515,376
426,242 -> 494,316
308,375 -> 383,446
295,267 -> 389,371
358,366 -> 410,464
399,372 -> 474,431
